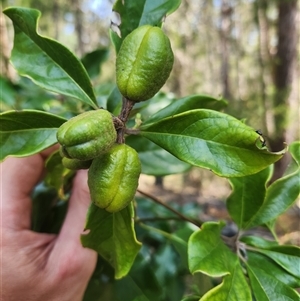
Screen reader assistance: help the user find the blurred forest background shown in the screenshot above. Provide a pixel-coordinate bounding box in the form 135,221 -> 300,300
1,0 -> 299,240
1,0 -> 299,171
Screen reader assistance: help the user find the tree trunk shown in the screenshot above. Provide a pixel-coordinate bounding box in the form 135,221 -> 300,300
219,0 -> 233,100
270,0 -> 297,180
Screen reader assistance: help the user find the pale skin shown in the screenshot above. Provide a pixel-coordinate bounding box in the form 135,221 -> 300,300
0,147 -> 97,301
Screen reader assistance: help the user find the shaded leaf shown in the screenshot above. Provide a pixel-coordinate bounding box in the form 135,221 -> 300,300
126,135 -> 191,176
44,150 -> 74,199
111,0 -> 181,52
255,245 -> 300,279
140,110 -> 284,177
226,166 -> 273,229
81,203 -> 142,279
247,251 -> 300,288
144,94 -> 228,125
114,276 -> 151,301
246,261 -> 300,301
3,7 -> 98,109
0,110 -> 66,161
81,48 -> 109,79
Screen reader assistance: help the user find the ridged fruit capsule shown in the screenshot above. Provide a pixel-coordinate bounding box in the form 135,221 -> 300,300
88,144 -> 141,213
57,110 -> 116,161
116,25 -> 174,102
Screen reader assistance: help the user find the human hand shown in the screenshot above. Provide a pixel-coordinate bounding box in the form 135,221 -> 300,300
0,148 -> 97,301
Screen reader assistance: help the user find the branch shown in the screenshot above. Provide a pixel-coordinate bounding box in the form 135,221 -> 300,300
137,188 -> 202,227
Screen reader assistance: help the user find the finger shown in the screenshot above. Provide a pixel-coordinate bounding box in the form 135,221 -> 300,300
50,170 -> 97,266
0,146 -> 58,230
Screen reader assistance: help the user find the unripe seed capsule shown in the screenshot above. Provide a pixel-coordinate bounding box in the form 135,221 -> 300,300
116,25 -> 174,102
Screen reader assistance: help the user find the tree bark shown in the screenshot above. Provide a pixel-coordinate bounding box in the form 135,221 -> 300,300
270,0 -> 297,180
219,0 -> 233,100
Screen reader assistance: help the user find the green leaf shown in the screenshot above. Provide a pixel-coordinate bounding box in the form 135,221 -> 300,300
111,251 -> 167,301
140,109 -> 285,177
226,166 -> 273,229
247,251 -> 300,288
44,150 -> 73,199
240,235 -> 278,249
249,143 -> 300,226
246,260 -> 300,301
200,263 -> 251,301
0,110 -> 66,162
188,221 -> 237,277
255,245 -> 300,279
144,94 -> 228,125
3,7 -> 98,109
126,136 -> 191,176
114,276 -> 151,301
81,203 -> 142,279
81,48 -> 109,79
111,0 -> 181,52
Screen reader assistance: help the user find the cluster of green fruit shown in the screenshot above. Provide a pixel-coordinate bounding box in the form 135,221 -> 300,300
57,109 -> 141,213
56,25 -> 174,213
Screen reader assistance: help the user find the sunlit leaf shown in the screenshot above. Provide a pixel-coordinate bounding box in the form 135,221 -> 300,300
200,263 -> 251,301
249,142 -> 300,226
140,110 -> 285,177
111,0 -> 181,52
188,221 -> 236,276
226,166 -> 273,229
3,7 -> 98,109
144,94 -> 227,125
81,203 -> 142,279
0,110 -> 66,161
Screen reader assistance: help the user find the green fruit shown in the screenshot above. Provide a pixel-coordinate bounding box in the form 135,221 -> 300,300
116,25 -> 174,102
57,110 -> 116,161
88,144 -> 141,213
62,157 -> 92,170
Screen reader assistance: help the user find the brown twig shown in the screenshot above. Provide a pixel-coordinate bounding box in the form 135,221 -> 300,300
116,97 -> 136,143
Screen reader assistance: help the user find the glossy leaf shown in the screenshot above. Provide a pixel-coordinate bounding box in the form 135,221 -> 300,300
144,94 -> 228,125
111,0 -> 181,52
249,142 -> 300,226
126,136 -> 191,176
255,245 -> 300,279
188,221 -> 237,276
240,235 -> 278,249
246,261 -> 300,301
140,110 -> 284,177
0,110 -> 66,161
200,263 -> 251,301
247,251 -> 300,288
81,203 -> 142,279
3,7 -> 98,109
226,166 -> 272,229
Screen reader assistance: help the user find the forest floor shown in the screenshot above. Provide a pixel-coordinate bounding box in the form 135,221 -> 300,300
138,168 -> 300,246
